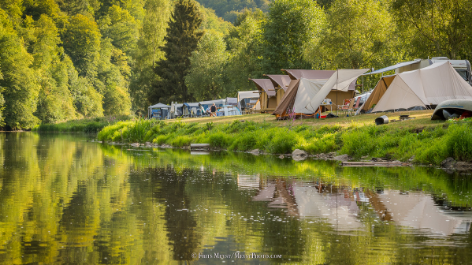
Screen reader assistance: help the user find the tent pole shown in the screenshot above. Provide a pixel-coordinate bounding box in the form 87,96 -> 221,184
336,70 -> 339,116
361,75 -> 364,94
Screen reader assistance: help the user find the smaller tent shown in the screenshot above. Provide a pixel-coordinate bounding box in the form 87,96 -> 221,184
265,74 -> 292,109
148,103 -> 170,120
372,62 -> 472,113
170,102 -> 184,118
355,75 -> 396,114
249,79 -> 277,112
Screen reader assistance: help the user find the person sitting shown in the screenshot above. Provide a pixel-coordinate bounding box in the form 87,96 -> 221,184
210,103 -> 217,117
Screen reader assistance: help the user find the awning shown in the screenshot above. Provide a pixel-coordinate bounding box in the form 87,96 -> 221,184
183,103 -> 200,108
282,69 -> 335,80
265,75 -> 292,91
250,79 -> 276,97
363,59 -> 422,75
149,103 -> 170,109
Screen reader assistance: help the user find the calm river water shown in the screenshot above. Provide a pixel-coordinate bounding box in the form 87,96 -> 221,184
1,133 -> 472,264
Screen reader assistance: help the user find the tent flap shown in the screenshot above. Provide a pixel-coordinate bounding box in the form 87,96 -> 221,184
306,69 -> 369,113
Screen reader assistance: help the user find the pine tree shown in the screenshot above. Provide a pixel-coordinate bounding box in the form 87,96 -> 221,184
151,0 -> 203,104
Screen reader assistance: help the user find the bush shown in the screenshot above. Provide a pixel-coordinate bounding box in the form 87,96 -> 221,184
229,131 -> 258,151
170,135 -> 193,147
209,131 -> 232,148
268,129 -> 298,154
340,127 -> 376,158
445,124 -> 472,161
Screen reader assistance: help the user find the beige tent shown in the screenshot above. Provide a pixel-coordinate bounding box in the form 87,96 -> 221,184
306,69 -> 370,113
249,79 -> 277,112
274,69 -> 365,117
273,78 -> 330,117
356,75 -> 396,114
284,69 -> 358,112
265,75 -> 292,109
372,62 -> 472,112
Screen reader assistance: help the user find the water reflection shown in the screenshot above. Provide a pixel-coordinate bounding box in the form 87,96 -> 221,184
1,133 -> 472,264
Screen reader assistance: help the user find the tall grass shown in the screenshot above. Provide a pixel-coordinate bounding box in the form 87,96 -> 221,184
96,117 -> 472,165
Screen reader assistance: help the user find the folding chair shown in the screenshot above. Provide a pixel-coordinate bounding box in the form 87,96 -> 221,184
347,98 -> 356,116
338,99 -> 351,114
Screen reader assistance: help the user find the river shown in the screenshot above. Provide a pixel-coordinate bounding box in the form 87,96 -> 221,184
1,133 -> 472,264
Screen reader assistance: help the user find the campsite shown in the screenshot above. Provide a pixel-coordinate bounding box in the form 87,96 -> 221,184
5,0 -> 472,263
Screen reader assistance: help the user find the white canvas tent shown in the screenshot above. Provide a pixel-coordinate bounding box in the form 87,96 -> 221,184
372,62 -> 472,112
305,69 -> 370,113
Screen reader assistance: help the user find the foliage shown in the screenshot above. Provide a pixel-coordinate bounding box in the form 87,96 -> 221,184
391,0 -> 472,60
129,0 -> 172,116
151,0 -> 204,104
319,0 -> 392,68
185,32 -> 228,100
262,0 -> 325,74
195,0 -> 270,22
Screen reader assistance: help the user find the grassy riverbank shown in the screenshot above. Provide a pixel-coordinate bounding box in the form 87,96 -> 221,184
96,110 -> 472,165
33,115 -> 132,133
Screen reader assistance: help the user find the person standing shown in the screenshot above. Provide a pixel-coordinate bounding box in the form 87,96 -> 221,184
210,103 -> 217,117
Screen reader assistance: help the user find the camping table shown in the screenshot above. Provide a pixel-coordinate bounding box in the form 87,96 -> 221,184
320,104 -> 333,113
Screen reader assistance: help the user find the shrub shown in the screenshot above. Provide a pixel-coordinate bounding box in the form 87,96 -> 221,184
209,131 -> 232,148
340,128 -> 376,158
170,135 -> 193,147
267,129 -> 298,154
229,132 -> 258,151
445,124 -> 472,161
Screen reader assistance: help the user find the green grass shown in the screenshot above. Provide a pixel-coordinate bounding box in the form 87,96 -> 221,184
96,112 -> 472,165
33,115 -> 133,133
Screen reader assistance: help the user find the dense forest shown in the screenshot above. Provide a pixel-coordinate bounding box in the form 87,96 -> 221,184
0,0 -> 471,129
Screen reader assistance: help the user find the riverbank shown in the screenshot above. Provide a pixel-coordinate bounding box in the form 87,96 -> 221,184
96,110 -> 472,166
32,115 -> 132,133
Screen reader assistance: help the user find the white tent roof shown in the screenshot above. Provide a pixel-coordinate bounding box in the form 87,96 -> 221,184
372,62 -> 472,112
149,103 -> 170,109
306,69 -> 369,113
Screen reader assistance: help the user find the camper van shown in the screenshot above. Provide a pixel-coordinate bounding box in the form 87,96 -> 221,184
430,57 -> 471,85
395,57 -> 472,85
